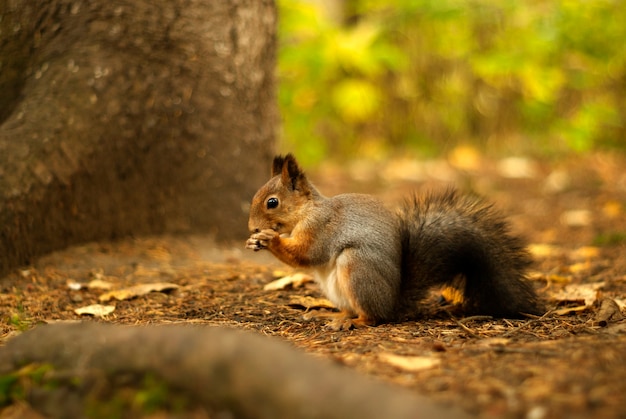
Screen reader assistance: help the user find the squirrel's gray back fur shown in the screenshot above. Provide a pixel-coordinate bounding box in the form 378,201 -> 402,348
397,189 -> 542,318
311,194 -> 403,320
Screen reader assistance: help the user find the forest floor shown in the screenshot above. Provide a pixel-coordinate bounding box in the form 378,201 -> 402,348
1,152 -> 626,418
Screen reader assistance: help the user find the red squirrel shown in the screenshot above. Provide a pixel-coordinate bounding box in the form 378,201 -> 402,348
246,154 -> 543,330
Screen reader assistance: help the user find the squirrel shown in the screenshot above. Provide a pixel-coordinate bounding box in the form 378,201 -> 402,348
246,154 -> 544,330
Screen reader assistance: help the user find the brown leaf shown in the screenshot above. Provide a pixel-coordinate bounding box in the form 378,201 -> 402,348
67,278 -> 115,291
497,157 -> 538,179
552,305 -> 590,316
67,280 -> 83,290
550,282 -> 605,306
379,353 -> 441,372
603,201 -> 622,219
74,304 -> 115,317
594,298 -> 624,327
264,273 -> 313,291
88,279 -> 114,290
477,338 -> 511,347
99,282 -> 179,302
287,296 -> 335,310
561,210 -> 592,227
528,244 -> 561,258
569,246 -> 600,261
448,145 -> 482,171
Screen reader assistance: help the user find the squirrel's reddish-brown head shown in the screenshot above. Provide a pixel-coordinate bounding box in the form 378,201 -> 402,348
248,154 -> 320,235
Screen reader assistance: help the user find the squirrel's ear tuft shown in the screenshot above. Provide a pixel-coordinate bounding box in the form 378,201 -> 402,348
281,154 -> 305,191
271,155 -> 286,177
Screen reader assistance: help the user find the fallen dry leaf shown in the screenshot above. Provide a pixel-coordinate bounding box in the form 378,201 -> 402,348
497,156 -> 538,179
67,280 -> 83,291
602,201 -> 622,219
552,305 -> 590,316
561,210 -> 592,227
272,269 -> 291,278
543,169 -> 570,193
595,298 -> 624,327
569,246 -> 600,260
264,273 -> 313,291
379,353 -> 441,372
74,304 -> 115,317
550,282 -> 605,307
528,244 -> 561,258
448,145 -> 482,171
477,338 -> 512,347
88,279 -> 114,290
287,295 -> 335,310
99,282 -> 179,302
614,298 -> 626,309
546,274 -> 572,284
67,278 -> 115,291
569,262 -> 591,274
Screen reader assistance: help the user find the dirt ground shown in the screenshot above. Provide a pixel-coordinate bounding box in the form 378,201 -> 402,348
2,152 -> 626,418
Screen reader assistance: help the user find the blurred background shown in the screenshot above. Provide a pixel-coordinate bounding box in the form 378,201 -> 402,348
276,0 -> 625,166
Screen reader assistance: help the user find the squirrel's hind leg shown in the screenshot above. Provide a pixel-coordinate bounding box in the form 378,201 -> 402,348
305,250 -> 380,330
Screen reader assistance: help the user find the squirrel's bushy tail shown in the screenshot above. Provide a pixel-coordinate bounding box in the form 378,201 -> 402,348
398,189 -> 543,318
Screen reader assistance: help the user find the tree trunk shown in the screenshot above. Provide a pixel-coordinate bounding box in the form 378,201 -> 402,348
0,0 -> 277,277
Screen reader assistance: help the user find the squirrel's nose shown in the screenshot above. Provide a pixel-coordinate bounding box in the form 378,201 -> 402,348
248,220 -> 260,233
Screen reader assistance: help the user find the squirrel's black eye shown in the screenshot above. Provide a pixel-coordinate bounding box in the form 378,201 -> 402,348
267,197 -> 279,209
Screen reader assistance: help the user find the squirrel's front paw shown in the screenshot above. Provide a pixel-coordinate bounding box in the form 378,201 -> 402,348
245,229 -> 278,251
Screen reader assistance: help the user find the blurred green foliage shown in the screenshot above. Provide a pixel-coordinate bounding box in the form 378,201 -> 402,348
277,0 -> 625,164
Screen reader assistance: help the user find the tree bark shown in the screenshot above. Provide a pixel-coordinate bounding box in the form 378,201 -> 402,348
0,323 -> 470,419
0,0 -> 276,277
